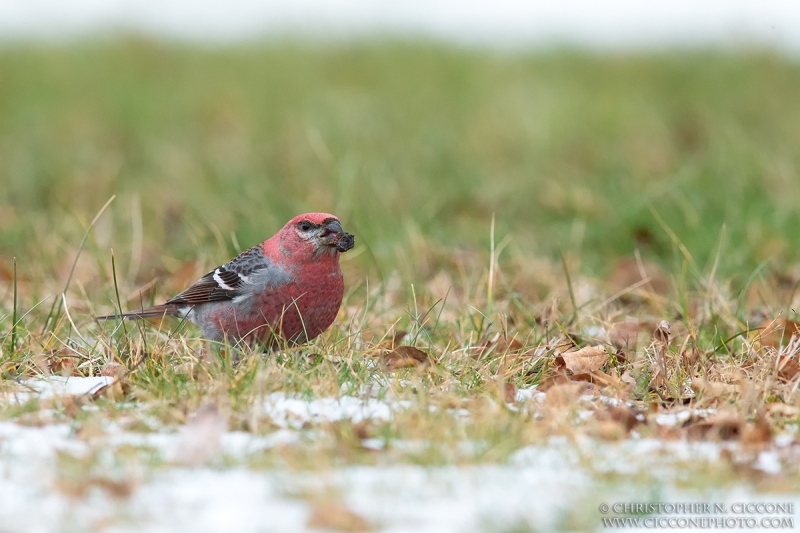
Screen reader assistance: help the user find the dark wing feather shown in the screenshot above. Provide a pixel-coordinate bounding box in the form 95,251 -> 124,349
166,245 -> 268,306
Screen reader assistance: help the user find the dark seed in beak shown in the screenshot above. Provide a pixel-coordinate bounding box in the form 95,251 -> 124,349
334,232 -> 355,252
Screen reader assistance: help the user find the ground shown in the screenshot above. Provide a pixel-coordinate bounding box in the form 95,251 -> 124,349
1,40 -> 800,532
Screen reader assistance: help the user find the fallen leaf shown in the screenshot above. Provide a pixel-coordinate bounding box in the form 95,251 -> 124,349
558,345 -> 609,374
653,320 -> 671,344
543,382 -> 588,408
307,503 -> 371,532
609,320 -> 640,349
100,362 -> 126,378
766,403 -> 799,418
536,372 -> 573,391
604,405 -> 645,431
591,420 -> 627,441
607,257 -> 669,297
620,370 -> 637,387
690,377 -> 738,398
472,333 -> 530,358
56,475 -> 136,500
741,412 -> 772,449
382,345 -> 430,371
365,330 -> 409,356
777,355 -> 800,382
47,355 -> 78,375
90,477 -> 136,499
503,381 -> 518,403
681,347 -> 701,369
569,371 -> 613,386
759,320 -> 800,348
685,415 -> 742,441
351,422 -> 371,441
651,320 -> 672,388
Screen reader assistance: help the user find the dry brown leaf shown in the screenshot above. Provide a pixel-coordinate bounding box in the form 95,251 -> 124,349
100,362 -> 126,378
777,354 -> 800,382
741,413 -> 772,449
653,320 -> 671,344
591,420 -> 627,441
681,346 -> 702,368
472,333 -> 530,358
605,405 -> 645,431
766,403 -> 799,418
569,371 -> 613,386
365,330 -> 409,357
690,378 -> 738,398
607,257 -> 669,296
382,345 -> 430,371
387,330 -> 409,350
650,320 -> 672,388
47,355 -> 78,375
543,382 -> 588,408
759,320 -> 800,348
351,422 -> 371,441
90,477 -> 137,499
536,372 -> 573,391
601,420 -> 632,441
307,503 -> 372,532
558,345 -> 609,374
503,381 -> 518,403
685,415 -> 742,441
609,320 -> 640,349
56,475 -> 136,500
620,370 -> 637,387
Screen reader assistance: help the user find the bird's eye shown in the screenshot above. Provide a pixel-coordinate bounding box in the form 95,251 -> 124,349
299,221 -> 312,232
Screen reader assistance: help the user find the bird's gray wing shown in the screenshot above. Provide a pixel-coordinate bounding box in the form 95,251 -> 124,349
166,245 -> 278,306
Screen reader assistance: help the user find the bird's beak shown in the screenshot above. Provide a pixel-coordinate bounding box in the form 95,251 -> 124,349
320,220 -> 355,253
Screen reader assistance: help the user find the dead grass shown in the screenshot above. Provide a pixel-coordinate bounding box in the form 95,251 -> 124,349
1,41 -> 800,502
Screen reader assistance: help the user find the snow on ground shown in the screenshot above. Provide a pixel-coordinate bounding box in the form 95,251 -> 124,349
0,378 -> 798,532
263,392 -> 406,429
0,376 -> 114,403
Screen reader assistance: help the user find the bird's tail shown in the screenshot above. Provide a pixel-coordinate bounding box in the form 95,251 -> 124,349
95,304 -> 182,321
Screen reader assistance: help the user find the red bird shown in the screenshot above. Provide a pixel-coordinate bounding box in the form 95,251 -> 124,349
99,213 -> 354,348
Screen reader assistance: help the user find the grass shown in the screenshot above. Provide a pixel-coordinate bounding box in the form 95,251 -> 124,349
1,38 -> 800,529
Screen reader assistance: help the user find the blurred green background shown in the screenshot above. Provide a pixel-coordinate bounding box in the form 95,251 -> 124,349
1,39 -> 799,294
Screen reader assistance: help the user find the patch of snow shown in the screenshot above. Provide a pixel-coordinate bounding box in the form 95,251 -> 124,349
580,394 -> 623,406
515,386 -> 545,403
655,410 -> 693,426
0,422 -> 86,458
360,438 -> 384,451
262,393 -> 405,429
1,376 -> 114,403
653,408 -> 716,427
754,451 -> 783,475
581,325 -> 608,339
0,411 -> 798,532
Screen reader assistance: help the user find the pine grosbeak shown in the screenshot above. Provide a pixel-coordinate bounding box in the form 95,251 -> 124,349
98,213 -> 355,348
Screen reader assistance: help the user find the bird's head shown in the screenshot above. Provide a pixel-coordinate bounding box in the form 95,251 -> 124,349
277,213 -> 355,259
